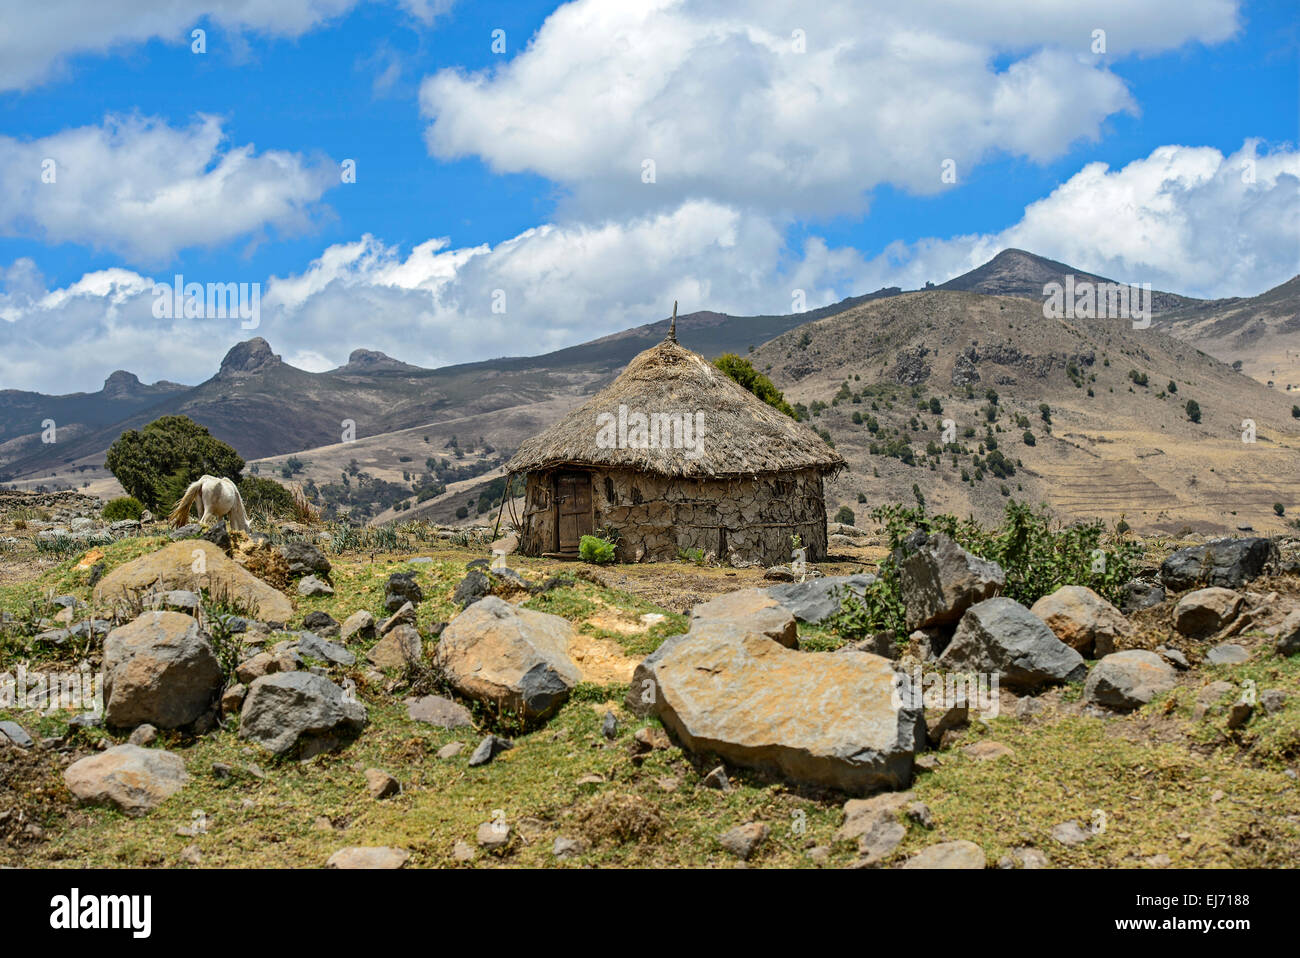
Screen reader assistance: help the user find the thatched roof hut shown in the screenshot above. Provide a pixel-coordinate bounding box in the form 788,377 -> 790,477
505,315 -> 844,564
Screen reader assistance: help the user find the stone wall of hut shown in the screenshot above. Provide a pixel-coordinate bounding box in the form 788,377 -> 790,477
516,467 -> 829,566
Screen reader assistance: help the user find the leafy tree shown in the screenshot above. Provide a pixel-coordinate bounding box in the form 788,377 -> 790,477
834,506 -> 855,526
1023,430 -> 1036,446
1275,503 -> 1286,517
105,415 -> 244,510
928,397 -> 943,415
1039,403 -> 1051,423
1167,381 -> 1177,394
712,354 -> 796,417
1185,399 -> 1202,423
238,475 -> 295,518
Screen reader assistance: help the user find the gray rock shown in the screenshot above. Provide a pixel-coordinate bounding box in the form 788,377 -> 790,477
453,569 -> 492,608
1260,689 -> 1288,714
435,596 -> 581,721
296,631 -> 356,667
277,541 -> 332,577
326,846 -> 409,869
901,840 -> 986,869
340,609 -> 376,642
467,734 -> 513,767
702,765 -> 730,790
1172,587 -> 1243,637
102,611 -> 223,729
297,575 -> 334,597
238,672 -> 367,757
1050,821 -> 1092,846
301,611 -> 338,635
0,720 -> 33,748
1160,537 -> 1279,591
63,744 -> 188,815
1206,643 -> 1249,666
1156,646 -> 1190,670
625,631 -> 691,717
690,589 -> 798,646
718,822 -> 769,861
110,519 -> 142,534
366,623 -> 423,670
601,710 -> 618,740
127,723 -> 158,746
763,574 -> 879,624
384,572 -> 423,612
202,520 -> 231,551
938,597 -> 1087,691
169,523 -> 202,540
407,694 -> 474,729
553,836 -> 587,859
899,533 -> 1005,631
1121,579 -> 1166,614
1276,609 -> 1300,656
1084,650 -> 1177,711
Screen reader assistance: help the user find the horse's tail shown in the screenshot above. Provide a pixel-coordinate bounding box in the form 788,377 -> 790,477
167,478 -> 204,527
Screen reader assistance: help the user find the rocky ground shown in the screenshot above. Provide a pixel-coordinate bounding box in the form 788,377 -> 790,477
0,497 -> 1297,869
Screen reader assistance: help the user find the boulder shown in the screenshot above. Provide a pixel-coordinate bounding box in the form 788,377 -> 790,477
1172,587 -> 1243,637
407,694 -> 474,728
690,589 -> 798,647
899,534 -> 1005,631
366,623 -> 423,670
297,574 -> 334,597
239,672 -> 367,756
901,840 -> 986,869
1277,609 -> 1300,656
435,596 -> 582,721
326,847 -> 409,869
453,569 -> 492,608
384,572 -> 423,613
340,610 -> 376,642
625,632 -> 691,717
1121,579 -> 1166,614
763,574 -> 878,624
1160,537 -> 1279,591
718,823 -> 769,861
0,720 -> 33,748
938,597 -> 1087,691
1029,585 -> 1132,657
277,541 -> 331,577
302,611 -> 338,635
1206,643 -> 1249,666
94,540 -> 294,623
296,631 -> 356,667
102,611 -> 223,729
377,602 -> 416,634
63,744 -> 188,816
647,629 -> 924,794
1084,651 -> 1177,711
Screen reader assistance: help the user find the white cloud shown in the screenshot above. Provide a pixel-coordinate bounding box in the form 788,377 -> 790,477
420,0 -> 1238,218
0,114 -> 338,265
0,0 -> 455,92
2,139 -> 1293,394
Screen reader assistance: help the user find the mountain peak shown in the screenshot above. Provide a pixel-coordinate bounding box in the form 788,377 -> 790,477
101,370 -> 142,398
219,337 -> 281,377
341,348 -> 416,371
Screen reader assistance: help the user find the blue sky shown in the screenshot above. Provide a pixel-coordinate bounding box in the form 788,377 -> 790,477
0,0 -> 1296,392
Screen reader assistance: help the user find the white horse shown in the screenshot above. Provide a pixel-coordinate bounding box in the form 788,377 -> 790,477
168,474 -> 251,533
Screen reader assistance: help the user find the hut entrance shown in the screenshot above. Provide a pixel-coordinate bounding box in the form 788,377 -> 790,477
555,472 -> 593,554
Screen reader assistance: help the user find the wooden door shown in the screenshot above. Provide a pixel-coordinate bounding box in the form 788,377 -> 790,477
556,473 -> 593,553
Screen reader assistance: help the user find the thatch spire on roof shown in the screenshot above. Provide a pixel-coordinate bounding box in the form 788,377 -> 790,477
506,334 -> 845,479
666,301 -> 677,343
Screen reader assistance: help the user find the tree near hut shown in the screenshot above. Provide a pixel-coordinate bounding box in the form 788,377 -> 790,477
106,415 -> 244,511
712,353 -> 796,418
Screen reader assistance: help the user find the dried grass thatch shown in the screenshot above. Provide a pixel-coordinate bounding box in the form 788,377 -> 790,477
507,337 -> 844,478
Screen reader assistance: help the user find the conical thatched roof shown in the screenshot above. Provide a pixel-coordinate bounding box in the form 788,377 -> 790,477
507,338 -> 845,478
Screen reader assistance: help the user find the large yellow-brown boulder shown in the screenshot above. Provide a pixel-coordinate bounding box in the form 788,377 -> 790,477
94,540 -> 294,624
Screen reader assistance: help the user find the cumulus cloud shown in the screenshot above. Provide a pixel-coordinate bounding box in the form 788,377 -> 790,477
420,0 -> 1238,218
3,139 -> 1293,394
0,0 -> 455,91
0,114 -> 338,265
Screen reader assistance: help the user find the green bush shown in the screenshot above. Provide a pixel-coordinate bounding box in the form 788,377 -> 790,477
712,354 -> 796,418
834,506 -> 855,526
1185,399 -> 1202,423
237,475 -> 295,518
579,535 -> 617,564
828,500 -> 1139,639
1275,503 -> 1286,517
1023,430 -> 1036,446
105,415 -> 244,510
102,496 -> 144,522
455,506 -> 469,519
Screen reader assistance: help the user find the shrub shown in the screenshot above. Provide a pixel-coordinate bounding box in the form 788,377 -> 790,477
237,475 -> 296,519
1292,405 -> 1299,419
579,535 -> 617,564
1022,430 -> 1036,446
1275,503 -> 1286,517
1039,403 -> 1051,423
455,506 -> 469,519
712,354 -> 796,417
1185,399 -> 1202,423
102,496 -> 144,522
834,506 -> 855,526
105,415 -> 244,510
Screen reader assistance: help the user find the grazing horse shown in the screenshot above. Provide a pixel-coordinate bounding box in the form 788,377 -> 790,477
168,475 -> 251,534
